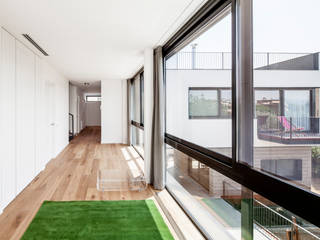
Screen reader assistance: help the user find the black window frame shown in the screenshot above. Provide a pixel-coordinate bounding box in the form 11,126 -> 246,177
140,72 -> 144,127
163,0 -> 320,229
130,68 -> 144,129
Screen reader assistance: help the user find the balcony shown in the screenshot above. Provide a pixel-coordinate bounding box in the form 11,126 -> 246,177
257,116 -> 320,144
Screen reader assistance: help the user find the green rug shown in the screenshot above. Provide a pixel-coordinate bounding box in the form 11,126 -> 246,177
21,200 -> 174,240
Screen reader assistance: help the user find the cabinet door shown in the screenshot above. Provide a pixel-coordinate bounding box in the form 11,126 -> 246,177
0,28 -> 16,209
16,41 -> 36,193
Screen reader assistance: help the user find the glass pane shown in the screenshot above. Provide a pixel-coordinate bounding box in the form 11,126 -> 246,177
166,145 -> 244,239
221,90 -> 232,118
131,75 -> 141,123
189,89 -> 218,118
131,125 -> 144,158
165,8 -> 232,158
86,96 -> 101,102
284,90 -> 310,131
253,0 -> 320,196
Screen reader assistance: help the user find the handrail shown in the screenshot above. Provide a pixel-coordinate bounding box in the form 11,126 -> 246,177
131,120 -> 144,130
254,199 -> 320,239
69,113 -> 74,140
166,52 -> 312,70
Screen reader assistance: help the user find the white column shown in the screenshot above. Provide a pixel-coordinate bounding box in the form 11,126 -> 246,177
144,48 -> 153,183
101,79 -> 124,144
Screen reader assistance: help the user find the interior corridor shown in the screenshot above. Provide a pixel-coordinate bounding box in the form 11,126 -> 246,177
0,127 -> 156,239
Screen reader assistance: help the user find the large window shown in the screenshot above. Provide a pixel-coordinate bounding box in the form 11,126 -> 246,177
130,70 -> 144,158
166,6 -> 232,159
253,0 -> 320,194
165,5 -> 236,238
163,0 -> 320,238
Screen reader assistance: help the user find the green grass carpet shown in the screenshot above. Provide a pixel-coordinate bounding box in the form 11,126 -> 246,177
21,200 -> 174,240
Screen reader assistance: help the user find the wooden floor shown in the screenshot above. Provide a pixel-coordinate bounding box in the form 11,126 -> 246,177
0,127 -> 167,240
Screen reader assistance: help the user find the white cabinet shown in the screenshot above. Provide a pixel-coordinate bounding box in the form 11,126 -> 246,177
0,27 -> 68,213
0,29 -> 16,210
15,41 -> 36,193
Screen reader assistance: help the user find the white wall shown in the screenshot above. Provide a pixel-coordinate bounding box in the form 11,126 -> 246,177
101,79 -> 127,144
85,101 -> 101,126
0,28 -> 69,213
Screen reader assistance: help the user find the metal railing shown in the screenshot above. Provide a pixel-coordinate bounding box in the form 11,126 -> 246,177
166,52 -> 310,70
69,113 -> 74,141
254,199 -> 320,240
221,181 -> 320,239
257,115 -> 320,143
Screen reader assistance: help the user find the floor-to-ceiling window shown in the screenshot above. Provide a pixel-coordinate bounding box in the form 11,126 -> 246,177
130,71 -> 144,158
163,0 -> 320,239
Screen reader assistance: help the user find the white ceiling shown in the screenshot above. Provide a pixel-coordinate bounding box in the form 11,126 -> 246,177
0,0 -> 206,82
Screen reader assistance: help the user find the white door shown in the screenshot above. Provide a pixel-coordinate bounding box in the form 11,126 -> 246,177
16,41 -> 36,193
45,81 -> 55,161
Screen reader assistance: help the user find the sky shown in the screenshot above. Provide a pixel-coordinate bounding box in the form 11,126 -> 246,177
181,0 -> 320,54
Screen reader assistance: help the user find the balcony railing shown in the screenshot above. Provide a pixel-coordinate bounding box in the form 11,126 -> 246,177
257,116 -> 320,144
166,52 -> 310,70
222,181 -> 320,239
254,199 -> 320,240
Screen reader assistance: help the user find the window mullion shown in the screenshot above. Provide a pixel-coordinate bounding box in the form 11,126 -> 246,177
237,0 -> 254,166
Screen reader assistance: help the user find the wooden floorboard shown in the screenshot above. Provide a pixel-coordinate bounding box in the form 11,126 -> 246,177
0,126 -> 174,239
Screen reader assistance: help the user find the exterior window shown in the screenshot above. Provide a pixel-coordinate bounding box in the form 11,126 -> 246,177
188,89 -> 218,118
163,0 -> 320,237
255,90 -> 280,131
188,88 -> 232,119
86,95 -> 101,102
284,90 -> 310,131
255,90 -> 280,117
261,159 -> 302,181
130,71 -> 144,158
220,89 -> 232,117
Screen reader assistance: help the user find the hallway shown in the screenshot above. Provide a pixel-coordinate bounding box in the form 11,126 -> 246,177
0,127 -> 155,239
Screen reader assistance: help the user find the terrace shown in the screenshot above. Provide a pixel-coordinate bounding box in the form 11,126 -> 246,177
257,116 -> 320,144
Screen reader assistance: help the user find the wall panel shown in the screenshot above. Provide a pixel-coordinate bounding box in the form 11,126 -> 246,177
0,29 -> 16,211
15,41 -> 36,193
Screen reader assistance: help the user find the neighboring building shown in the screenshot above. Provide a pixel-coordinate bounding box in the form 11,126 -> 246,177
167,52 -> 320,197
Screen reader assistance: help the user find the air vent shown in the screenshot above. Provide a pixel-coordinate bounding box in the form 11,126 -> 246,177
22,34 -> 49,56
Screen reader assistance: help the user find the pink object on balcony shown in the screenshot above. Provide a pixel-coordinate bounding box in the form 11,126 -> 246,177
278,116 -> 304,131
